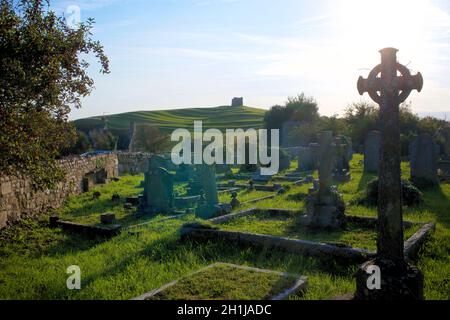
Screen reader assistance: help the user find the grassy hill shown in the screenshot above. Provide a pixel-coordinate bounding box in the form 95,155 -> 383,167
74,106 -> 266,134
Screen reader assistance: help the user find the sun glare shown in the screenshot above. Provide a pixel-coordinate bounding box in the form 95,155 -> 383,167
335,0 -> 433,66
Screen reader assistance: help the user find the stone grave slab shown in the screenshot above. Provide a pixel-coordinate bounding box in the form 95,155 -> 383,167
133,262 -> 308,300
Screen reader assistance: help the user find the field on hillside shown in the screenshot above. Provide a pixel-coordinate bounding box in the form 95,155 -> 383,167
74,106 -> 266,134
0,154 -> 449,300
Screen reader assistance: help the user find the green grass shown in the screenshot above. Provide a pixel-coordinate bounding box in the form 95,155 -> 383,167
0,154 -> 449,300
58,175 -> 144,226
219,189 -> 275,204
148,263 -> 298,300
219,213 -> 419,252
74,106 -> 266,134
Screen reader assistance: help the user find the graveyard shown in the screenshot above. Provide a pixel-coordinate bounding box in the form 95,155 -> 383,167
2,0 -> 450,305
0,151 -> 449,300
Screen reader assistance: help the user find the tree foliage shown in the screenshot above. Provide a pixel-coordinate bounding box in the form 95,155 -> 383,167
60,130 -> 92,156
0,0 -> 109,189
264,94 -> 448,155
129,125 -> 170,153
89,129 -> 116,151
264,93 -> 319,130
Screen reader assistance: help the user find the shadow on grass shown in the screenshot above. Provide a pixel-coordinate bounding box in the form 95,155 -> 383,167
408,183 -> 450,228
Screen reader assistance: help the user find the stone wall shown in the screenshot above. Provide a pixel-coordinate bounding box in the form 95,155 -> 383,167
116,152 -> 152,175
0,154 -> 118,229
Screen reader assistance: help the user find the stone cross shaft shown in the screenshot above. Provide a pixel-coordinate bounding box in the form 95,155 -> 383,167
357,48 -> 423,262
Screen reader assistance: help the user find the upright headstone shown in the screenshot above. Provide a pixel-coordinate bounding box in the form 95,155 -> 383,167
140,155 -> 174,214
297,143 -> 319,172
195,164 -> 219,219
341,135 -> 354,163
364,130 -> 381,174
410,134 -> 439,186
302,131 -> 346,229
438,127 -> 450,159
355,48 -> 424,300
333,136 -> 351,182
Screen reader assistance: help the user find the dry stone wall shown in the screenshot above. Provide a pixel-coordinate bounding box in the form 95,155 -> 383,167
116,152 -> 152,175
0,154 -> 118,229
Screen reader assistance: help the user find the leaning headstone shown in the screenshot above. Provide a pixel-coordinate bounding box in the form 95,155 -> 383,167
355,48 -> 424,300
140,155 -> 174,214
302,131 -> 345,229
364,130 -> 381,173
410,134 -> 439,187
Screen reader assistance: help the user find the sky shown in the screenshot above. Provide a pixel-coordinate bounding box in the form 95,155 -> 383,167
51,0 -> 450,120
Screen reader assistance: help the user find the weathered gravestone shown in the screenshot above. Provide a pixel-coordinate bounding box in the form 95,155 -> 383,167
140,155 -> 174,214
175,163 -> 194,182
438,126 -> 450,159
297,143 -> 319,172
342,135 -> 354,162
364,130 -> 381,174
302,131 -> 346,229
355,48 -> 424,300
410,133 -> 439,187
195,164 -> 220,219
333,136 -> 351,182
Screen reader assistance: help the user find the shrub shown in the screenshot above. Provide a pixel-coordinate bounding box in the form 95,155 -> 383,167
362,178 -> 423,207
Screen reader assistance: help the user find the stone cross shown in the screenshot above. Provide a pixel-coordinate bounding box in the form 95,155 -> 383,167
358,48 -> 423,263
356,48 -> 424,300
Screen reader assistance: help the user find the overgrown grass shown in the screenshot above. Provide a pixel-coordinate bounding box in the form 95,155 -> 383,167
58,175 -> 144,226
219,213 -> 418,252
149,263 -> 298,300
0,154 -> 449,300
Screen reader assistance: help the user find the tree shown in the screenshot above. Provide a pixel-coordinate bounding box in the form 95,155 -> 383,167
89,129 -> 116,151
343,101 -> 379,146
319,115 -> 348,137
0,0 -> 109,189
285,93 -> 319,122
128,125 -> 170,153
264,93 -> 320,146
264,93 -> 319,130
60,130 -> 92,156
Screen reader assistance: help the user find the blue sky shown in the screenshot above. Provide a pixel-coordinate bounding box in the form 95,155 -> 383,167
51,0 -> 450,120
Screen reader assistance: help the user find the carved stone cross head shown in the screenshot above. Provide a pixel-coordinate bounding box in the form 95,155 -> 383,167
357,48 -> 423,104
